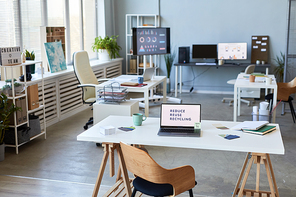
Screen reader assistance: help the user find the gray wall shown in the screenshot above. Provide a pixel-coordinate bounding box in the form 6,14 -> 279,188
112,0 -> 288,93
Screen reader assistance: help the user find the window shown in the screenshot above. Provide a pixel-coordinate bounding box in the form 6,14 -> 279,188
0,0 -> 98,67
83,0 -> 97,59
20,0 -> 42,60
69,0 -> 81,57
0,0 -> 20,47
47,0 -> 65,26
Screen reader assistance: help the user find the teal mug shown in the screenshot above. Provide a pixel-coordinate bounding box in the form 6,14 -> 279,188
133,113 -> 147,126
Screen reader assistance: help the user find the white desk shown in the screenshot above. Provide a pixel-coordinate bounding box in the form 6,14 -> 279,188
234,74 -> 278,123
97,75 -> 167,117
174,63 -> 271,97
77,115 -> 284,197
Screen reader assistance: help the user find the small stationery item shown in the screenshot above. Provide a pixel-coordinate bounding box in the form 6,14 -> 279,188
138,76 -> 144,84
120,82 -> 139,86
118,126 -> 135,132
219,134 -> 240,140
100,126 -> 116,135
232,121 -> 268,130
249,75 -> 256,82
242,125 -> 276,135
194,122 -> 201,132
133,113 -> 146,126
213,124 -> 229,130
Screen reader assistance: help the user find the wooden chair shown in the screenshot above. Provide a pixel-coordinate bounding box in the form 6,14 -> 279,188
265,77 -> 296,123
120,142 -> 196,197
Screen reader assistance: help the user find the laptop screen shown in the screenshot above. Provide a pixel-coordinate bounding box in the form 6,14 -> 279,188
160,103 -> 201,127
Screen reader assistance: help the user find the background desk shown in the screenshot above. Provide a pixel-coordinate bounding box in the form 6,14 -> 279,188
97,75 -> 167,117
77,115 -> 284,197
174,62 -> 271,97
234,74 -> 277,123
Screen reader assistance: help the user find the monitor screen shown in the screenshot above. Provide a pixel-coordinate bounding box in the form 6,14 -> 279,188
132,27 -> 170,56
218,43 -> 247,60
192,44 -> 217,59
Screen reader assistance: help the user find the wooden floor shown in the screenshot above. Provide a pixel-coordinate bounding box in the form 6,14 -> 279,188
0,175 -> 207,197
0,175 -> 98,197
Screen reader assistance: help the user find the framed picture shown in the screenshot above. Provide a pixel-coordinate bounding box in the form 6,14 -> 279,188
44,42 -> 67,73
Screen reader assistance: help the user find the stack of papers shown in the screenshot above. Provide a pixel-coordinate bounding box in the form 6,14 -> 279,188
232,121 -> 268,130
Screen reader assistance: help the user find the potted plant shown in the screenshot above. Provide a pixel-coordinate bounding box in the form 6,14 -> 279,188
92,35 -> 122,60
273,51 -> 285,82
164,48 -> 176,93
0,93 -> 21,161
25,49 -> 35,74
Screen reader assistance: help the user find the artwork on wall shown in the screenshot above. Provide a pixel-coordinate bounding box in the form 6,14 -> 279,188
44,42 -> 67,73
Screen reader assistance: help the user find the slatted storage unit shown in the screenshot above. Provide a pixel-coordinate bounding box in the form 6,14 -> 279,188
32,59 -> 122,127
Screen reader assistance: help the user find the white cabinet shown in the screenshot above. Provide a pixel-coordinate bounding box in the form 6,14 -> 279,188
125,14 -> 160,75
0,61 -> 46,154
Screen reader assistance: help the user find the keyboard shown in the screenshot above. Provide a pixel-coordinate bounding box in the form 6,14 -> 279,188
195,63 -> 216,65
160,128 -> 194,133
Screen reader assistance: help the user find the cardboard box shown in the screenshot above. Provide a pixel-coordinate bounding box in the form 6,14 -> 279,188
20,97 -> 27,123
27,84 -> 39,110
8,99 -> 23,125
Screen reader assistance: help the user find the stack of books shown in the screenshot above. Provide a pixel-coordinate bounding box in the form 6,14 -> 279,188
232,121 -> 276,135
242,125 -> 276,135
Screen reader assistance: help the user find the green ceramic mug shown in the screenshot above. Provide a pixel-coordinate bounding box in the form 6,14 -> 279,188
133,113 -> 147,126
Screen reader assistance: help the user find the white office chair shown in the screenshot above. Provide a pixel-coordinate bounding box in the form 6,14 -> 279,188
222,65 -> 256,106
73,50 -> 109,129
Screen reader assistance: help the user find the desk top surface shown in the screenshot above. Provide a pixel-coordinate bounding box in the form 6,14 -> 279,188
77,115 -> 284,155
235,73 -> 277,88
174,62 -> 271,67
98,75 -> 166,91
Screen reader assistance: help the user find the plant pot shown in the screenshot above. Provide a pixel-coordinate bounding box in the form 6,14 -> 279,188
98,49 -> 110,61
167,78 -> 170,93
0,143 -> 4,161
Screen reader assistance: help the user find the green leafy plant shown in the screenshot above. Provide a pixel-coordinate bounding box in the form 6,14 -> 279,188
25,50 -> 35,60
164,47 -> 176,79
273,52 -> 285,82
0,93 -> 22,144
92,35 -> 122,59
5,79 -> 16,84
2,85 -> 10,91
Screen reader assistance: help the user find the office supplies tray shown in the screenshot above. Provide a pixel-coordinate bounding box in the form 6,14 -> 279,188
96,82 -> 128,103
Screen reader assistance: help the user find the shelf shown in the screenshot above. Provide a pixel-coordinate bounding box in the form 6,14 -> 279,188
30,131 -> 45,140
7,94 -> 26,99
4,131 -> 45,148
28,105 -> 45,114
126,14 -> 160,75
8,121 -> 28,128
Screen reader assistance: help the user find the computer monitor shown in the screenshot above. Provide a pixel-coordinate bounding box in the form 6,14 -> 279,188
192,44 -> 217,59
218,43 -> 247,60
132,27 -> 170,56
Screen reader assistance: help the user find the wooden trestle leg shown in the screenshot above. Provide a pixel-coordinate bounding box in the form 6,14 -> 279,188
92,143 -> 132,197
232,152 -> 280,197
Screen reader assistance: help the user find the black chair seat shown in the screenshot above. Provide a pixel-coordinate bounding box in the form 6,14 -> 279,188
132,176 -> 173,197
265,93 -> 293,102
265,93 -> 296,123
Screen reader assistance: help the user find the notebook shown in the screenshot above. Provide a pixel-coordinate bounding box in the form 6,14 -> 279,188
157,103 -> 201,137
143,67 -> 155,81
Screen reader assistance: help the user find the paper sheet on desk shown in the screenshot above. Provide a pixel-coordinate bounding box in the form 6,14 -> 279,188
109,78 -> 138,83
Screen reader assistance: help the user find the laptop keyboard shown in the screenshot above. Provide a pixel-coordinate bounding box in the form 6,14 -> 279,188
161,128 -> 193,133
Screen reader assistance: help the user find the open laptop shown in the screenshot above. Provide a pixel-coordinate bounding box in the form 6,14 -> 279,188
143,67 -> 155,81
158,103 -> 201,137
